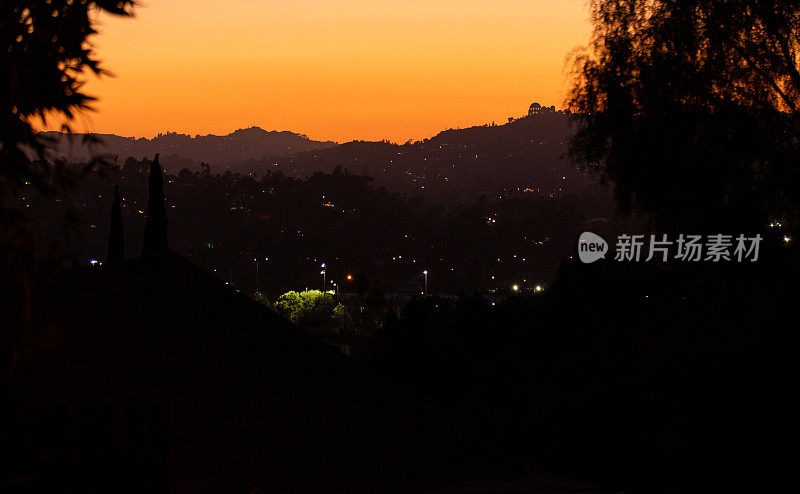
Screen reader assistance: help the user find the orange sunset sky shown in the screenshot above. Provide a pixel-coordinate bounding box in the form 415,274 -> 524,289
68,0 -> 591,143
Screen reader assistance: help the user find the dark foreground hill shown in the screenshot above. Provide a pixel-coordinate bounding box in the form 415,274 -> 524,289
4,252 -> 465,492
3,252 -> 622,493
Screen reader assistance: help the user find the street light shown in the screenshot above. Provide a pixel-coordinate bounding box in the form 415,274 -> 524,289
254,258 -> 258,292
321,262 -> 326,289
423,270 -> 428,296
254,257 -> 268,293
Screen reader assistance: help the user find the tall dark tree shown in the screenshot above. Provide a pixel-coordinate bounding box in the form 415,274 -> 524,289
1,1 -> 134,375
568,0 -> 800,232
107,185 -> 124,263
142,154 -> 168,256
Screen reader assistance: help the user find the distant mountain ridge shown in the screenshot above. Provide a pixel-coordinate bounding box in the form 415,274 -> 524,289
39,109 -> 591,203
39,126 -> 337,170
271,111 -> 592,202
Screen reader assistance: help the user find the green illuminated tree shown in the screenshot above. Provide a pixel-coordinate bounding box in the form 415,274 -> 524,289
273,290 -> 339,328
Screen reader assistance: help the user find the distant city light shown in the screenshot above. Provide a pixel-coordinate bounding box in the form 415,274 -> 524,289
512,284 -> 519,291
535,285 -> 543,292
784,235 -> 792,243
346,274 -> 353,280
89,259 -> 98,266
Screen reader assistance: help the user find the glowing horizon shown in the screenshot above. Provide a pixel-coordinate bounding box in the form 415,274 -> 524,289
49,0 -> 590,144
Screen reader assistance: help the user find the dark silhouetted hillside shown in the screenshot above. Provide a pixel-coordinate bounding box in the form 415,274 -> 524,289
7,252 -> 468,491
39,127 -> 337,172
272,112 -> 588,202
39,112 -> 589,203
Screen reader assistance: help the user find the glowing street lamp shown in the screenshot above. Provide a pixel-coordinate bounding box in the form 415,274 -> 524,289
512,284 -> 519,292
254,257 -> 268,293
321,262 -> 326,289
423,270 -> 428,296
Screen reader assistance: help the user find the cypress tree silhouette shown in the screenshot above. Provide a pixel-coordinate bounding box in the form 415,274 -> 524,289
107,185 -> 124,263
142,154 -> 169,256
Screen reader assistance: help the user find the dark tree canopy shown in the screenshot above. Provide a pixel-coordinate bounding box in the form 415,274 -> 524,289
1,1 -> 135,185
569,0 -> 800,232
1,1 -> 134,374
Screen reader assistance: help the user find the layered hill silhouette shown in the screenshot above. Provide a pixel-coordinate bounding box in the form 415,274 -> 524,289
272,111 -> 588,201
40,126 -> 337,171
39,110 -> 589,202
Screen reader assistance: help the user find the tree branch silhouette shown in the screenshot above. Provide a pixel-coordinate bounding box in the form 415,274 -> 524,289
1,1 -> 135,375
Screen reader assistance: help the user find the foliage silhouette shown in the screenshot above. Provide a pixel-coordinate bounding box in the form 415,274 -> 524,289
142,154 -> 168,256
569,0 -> 800,232
273,290 -> 338,327
1,0 -> 135,375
